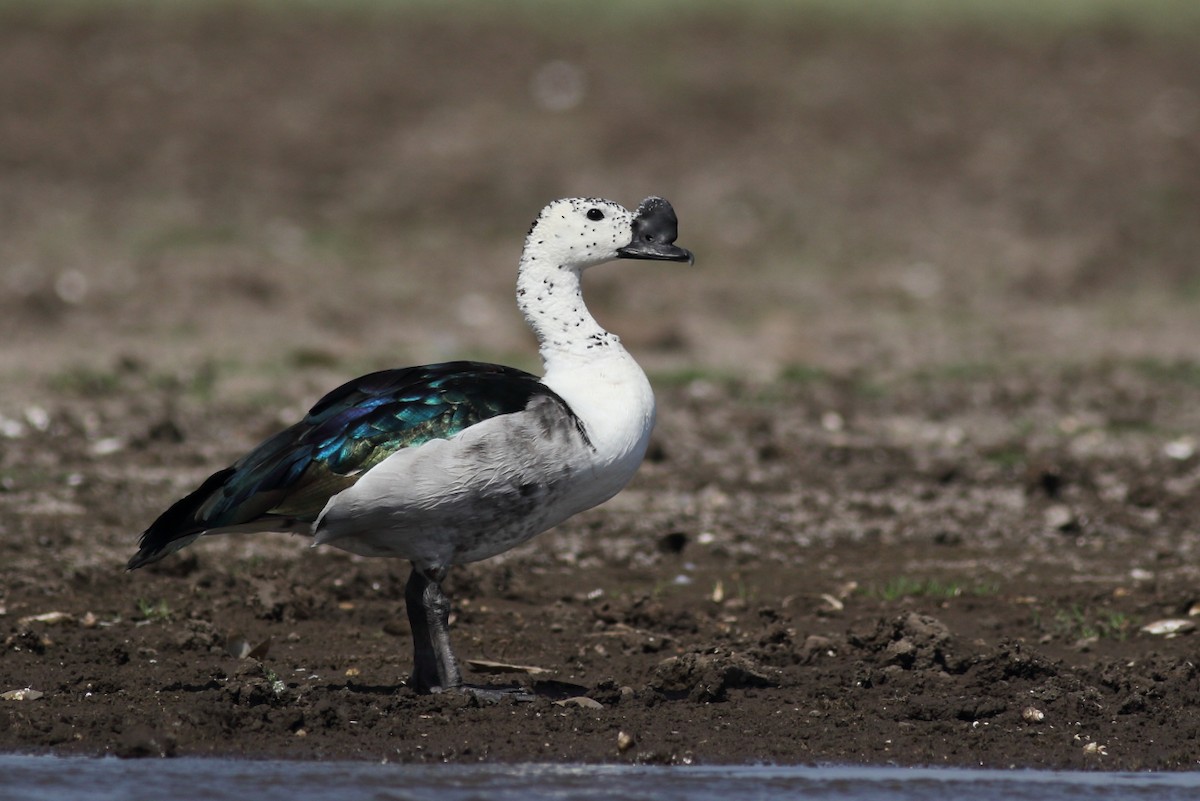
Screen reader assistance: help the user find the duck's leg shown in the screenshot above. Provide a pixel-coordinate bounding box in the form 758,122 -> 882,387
405,565 -> 462,693
404,564 -> 534,702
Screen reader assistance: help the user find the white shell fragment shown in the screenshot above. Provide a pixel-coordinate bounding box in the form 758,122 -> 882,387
554,696 -> 603,710
819,593 -> 845,613
17,611 -> 74,626
1139,619 -> 1196,637
2,688 -> 44,701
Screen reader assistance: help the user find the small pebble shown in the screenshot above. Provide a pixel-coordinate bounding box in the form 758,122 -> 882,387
711,580 -> 725,604
24,406 -> 50,431
820,411 -> 844,432
88,437 -> 125,456
1163,437 -> 1195,461
0,415 -> 25,439
617,730 -> 636,753
1043,504 -> 1076,531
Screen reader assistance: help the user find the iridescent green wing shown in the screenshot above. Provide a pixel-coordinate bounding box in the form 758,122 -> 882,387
130,361 -> 559,567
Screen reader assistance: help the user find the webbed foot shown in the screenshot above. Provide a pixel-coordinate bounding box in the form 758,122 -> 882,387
452,683 -> 534,703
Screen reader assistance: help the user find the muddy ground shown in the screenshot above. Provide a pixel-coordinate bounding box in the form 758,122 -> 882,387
3,2 -> 1200,770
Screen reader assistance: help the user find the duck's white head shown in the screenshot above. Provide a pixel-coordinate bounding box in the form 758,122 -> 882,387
516,196 -> 693,367
523,196 -> 694,271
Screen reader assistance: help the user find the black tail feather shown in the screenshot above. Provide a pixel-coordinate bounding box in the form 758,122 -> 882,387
127,467 -> 236,570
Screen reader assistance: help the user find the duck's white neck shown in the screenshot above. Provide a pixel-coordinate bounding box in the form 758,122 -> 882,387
515,251 -> 655,479
516,256 -> 623,374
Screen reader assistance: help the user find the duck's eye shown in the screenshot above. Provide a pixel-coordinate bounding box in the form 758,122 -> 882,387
586,208 -> 604,221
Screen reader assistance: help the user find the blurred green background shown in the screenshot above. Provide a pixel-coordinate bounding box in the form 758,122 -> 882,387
2,0 -> 1198,402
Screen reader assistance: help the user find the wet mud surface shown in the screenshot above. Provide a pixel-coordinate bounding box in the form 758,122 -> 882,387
3,4 -> 1200,770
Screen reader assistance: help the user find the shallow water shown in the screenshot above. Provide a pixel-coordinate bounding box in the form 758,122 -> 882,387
3,756 -> 1200,801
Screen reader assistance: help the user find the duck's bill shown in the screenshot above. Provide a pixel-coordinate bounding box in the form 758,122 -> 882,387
617,240 -> 695,263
